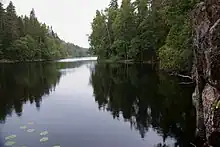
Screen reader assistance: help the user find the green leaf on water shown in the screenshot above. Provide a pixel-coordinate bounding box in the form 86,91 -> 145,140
28,122 -> 34,125
4,141 -> 16,146
20,125 -> 27,130
53,145 -> 61,147
5,135 -> 16,140
40,137 -> 49,142
40,131 -> 48,136
216,100 -> 220,109
27,129 -> 35,133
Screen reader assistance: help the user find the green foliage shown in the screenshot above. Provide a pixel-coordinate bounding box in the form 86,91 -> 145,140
64,42 -> 89,58
158,0 -> 195,73
89,10 -> 109,60
158,45 -> 183,71
4,1 -> 19,50
0,1 -> 87,61
7,35 -> 38,60
89,0 -> 196,73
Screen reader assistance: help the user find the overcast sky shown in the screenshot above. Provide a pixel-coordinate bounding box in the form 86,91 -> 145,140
2,0 -> 111,48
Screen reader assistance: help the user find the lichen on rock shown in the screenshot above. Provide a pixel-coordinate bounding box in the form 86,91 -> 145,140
193,0 -> 220,146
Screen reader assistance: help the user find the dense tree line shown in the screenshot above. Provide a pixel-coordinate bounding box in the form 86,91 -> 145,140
0,1 -> 87,61
89,0 -> 197,73
64,42 -> 89,58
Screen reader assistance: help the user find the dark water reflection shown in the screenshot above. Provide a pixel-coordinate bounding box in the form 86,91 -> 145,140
0,60 -> 196,147
0,62 -> 83,122
90,63 -> 196,147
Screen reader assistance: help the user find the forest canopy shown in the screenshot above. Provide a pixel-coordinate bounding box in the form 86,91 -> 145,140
89,0 -> 197,73
0,1 -> 88,61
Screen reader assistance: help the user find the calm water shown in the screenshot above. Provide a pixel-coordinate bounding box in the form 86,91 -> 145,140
0,58 -> 196,147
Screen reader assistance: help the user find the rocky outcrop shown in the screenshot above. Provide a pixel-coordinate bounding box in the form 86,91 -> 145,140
193,0 -> 220,146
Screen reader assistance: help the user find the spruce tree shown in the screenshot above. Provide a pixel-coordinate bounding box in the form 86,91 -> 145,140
0,1 -> 83,61
17,16 -> 25,37
106,0 -> 119,57
0,2 -> 5,57
109,0 -> 118,8
113,0 -> 136,59
4,1 -> 19,49
89,10 -> 108,59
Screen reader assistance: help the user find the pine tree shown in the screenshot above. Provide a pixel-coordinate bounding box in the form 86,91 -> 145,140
89,10 -> 108,59
17,16 -> 25,37
4,1 -> 19,49
30,8 -> 36,19
113,0 -> 136,59
131,0 -> 150,61
0,2 -> 5,38
135,0 -> 149,21
0,1 -> 83,61
109,0 -> 118,8
28,8 -> 41,40
106,0 -> 119,57
0,2 -> 5,57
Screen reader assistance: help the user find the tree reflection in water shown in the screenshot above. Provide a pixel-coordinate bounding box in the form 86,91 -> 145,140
0,61 -> 83,122
90,63 -> 196,147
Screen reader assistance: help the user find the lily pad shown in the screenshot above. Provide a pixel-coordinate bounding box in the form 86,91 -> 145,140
40,131 -> 48,136
28,122 -> 34,125
20,125 -> 27,130
27,129 -> 35,133
40,137 -> 49,142
216,100 -> 220,109
5,135 -> 16,140
53,145 -> 61,147
4,141 -> 16,146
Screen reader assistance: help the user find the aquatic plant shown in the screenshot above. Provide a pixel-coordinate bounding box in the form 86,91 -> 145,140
40,137 -> 49,142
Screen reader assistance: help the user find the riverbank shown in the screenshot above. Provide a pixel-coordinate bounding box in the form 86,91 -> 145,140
97,59 -> 156,64
0,59 -> 46,63
0,57 -> 98,64
97,58 -> 194,86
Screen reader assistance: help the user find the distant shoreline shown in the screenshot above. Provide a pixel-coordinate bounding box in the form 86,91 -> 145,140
0,59 -> 46,63
0,57 -> 97,63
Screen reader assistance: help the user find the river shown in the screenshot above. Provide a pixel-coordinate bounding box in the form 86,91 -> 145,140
0,57 -> 196,147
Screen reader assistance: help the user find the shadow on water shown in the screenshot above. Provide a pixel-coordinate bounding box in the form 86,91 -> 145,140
90,63 -> 196,147
0,61 -> 86,123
